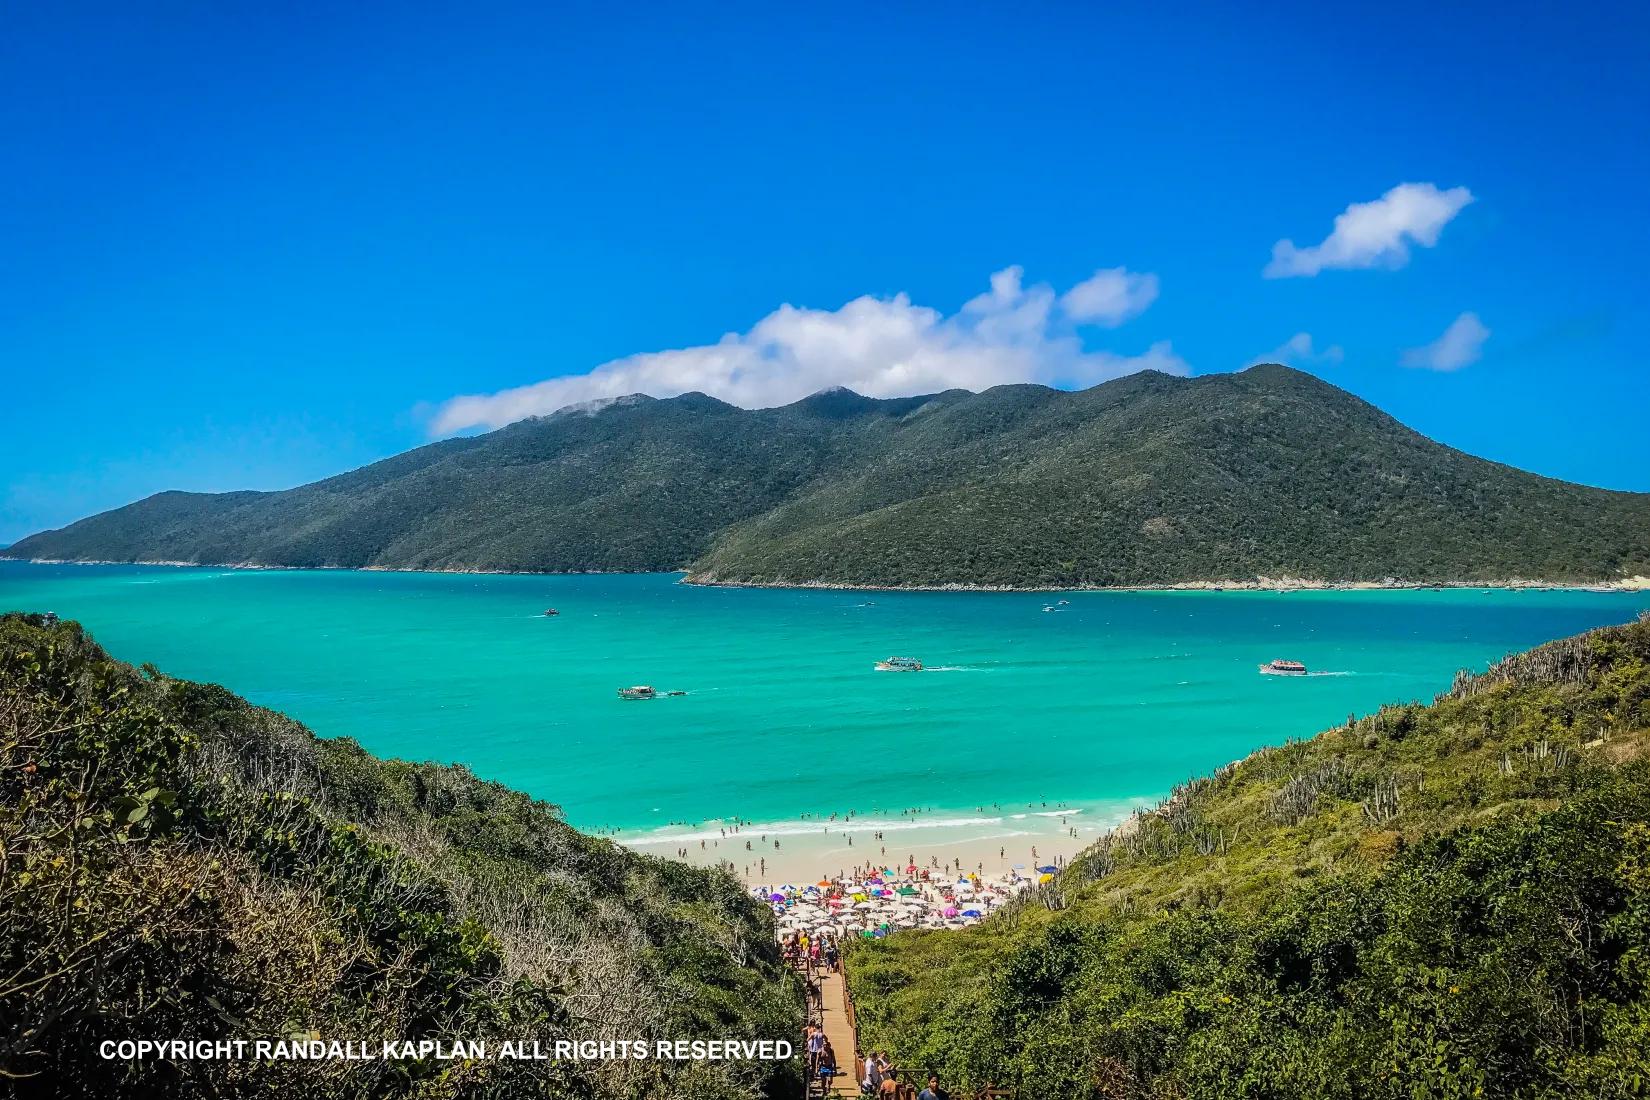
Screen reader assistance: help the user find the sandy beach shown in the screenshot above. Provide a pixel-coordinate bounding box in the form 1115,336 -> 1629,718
614,797 -> 1156,888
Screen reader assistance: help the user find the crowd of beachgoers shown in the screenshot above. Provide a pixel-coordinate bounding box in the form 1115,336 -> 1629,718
761,856 -> 1059,940
617,799 -> 1099,894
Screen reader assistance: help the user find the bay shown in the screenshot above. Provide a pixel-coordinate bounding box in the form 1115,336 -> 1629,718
4,561 -> 1646,841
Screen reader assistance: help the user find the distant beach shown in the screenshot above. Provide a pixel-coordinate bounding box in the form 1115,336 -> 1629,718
8,556 -> 1648,594
682,571 -> 1650,594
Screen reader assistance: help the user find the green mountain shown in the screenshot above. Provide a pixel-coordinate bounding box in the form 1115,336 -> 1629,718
9,366 -> 1650,586
0,613 -> 801,1098
847,612 -> 1650,1097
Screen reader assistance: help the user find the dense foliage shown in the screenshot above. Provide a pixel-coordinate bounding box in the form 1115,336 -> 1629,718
848,613 -> 1650,1098
0,613 -> 801,1098
9,367 -> 1650,586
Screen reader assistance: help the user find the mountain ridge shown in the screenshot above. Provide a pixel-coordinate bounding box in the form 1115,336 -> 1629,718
10,365 -> 1650,587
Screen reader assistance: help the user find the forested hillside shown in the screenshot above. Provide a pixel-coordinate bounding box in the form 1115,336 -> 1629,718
10,366 -> 1650,587
847,613 -> 1650,1098
0,613 -> 801,1099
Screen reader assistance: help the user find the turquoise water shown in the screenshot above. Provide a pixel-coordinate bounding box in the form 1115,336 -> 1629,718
3,562 -> 1647,834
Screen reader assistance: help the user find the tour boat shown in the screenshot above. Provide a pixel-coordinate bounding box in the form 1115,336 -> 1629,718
1259,659 -> 1308,676
875,656 -> 924,672
617,685 -> 658,700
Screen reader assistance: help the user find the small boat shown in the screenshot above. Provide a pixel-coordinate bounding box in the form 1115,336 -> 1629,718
544,608 -> 560,617
1259,659 -> 1308,676
617,685 -> 658,700
875,656 -> 924,672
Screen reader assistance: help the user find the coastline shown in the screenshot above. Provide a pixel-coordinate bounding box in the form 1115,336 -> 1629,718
612,798 -> 1159,889
5,556 -> 1647,593
680,572 -> 1650,594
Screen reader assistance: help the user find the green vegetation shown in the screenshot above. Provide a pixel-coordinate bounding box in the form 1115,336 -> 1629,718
0,613 -> 801,1098
10,366 -> 1650,586
847,613 -> 1650,1098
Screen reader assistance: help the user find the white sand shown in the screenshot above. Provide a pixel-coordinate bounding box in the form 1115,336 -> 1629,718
614,798 -> 1155,888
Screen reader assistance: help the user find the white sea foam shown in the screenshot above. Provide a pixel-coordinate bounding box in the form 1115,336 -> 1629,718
626,814 -> 1013,846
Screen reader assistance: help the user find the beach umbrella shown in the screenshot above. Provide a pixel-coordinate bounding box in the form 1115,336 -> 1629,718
1037,866 -> 1057,874
943,906 -> 959,918
1038,873 -> 1054,884
896,886 -> 917,896
769,892 -> 785,902
962,909 -> 982,917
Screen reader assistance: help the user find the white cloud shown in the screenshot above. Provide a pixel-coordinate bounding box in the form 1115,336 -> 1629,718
1401,312 -> 1490,371
1265,183 -> 1475,278
431,266 -> 1184,434
1247,332 -> 1345,369
1060,267 -> 1159,326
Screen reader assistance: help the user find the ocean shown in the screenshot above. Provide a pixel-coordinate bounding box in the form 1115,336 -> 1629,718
4,562 -> 1646,850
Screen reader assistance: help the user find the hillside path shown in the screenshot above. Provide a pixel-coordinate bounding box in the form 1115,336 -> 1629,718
816,968 -> 860,1097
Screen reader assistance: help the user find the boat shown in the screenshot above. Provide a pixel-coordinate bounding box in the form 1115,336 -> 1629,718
617,685 -> 658,700
543,608 -> 560,617
874,656 -> 924,672
1259,659 -> 1308,676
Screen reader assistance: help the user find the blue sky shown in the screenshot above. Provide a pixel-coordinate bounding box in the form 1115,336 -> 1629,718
3,1 -> 1647,544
